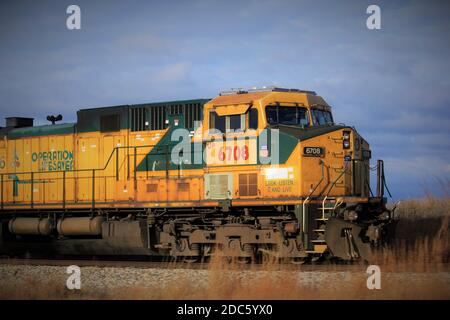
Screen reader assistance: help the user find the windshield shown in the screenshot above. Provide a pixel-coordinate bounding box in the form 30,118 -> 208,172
266,106 -> 309,126
311,109 -> 333,126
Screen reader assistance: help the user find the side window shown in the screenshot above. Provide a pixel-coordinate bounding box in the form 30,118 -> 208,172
324,111 -> 334,124
227,114 -> 245,132
248,108 -> 258,129
209,111 -> 247,133
209,111 -> 225,133
312,109 -> 325,125
312,109 -> 333,126
229,115 -> 241,131
298,108 -> 309,126
266,106 -> 278,125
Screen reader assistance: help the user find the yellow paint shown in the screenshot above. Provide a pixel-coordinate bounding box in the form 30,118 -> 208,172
314,245 -> 327,253
214,103 -> 251,116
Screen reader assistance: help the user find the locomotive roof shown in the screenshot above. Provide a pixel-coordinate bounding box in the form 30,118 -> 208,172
6,123 -> 76,139
207,90 -> 330,108
77,98 -> 210,112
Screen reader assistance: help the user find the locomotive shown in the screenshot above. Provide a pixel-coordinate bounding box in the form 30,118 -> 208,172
0,87 -> 397,262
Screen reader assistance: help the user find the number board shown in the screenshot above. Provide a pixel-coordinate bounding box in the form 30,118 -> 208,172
303,147 -> 324,157
206,139 -> 257,165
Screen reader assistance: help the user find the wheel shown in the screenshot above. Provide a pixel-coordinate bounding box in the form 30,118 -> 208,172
237,257 -> 251,264
290,257 -> 306,265
183,257 -> 199,264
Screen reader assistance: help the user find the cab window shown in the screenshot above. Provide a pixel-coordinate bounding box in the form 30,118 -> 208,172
209,111 -> 245,133
265,106 -> 309,126
227,114 -> 245,132
248,108 -> 258,129
311,109 -> 334,126
209,111 -> 225,132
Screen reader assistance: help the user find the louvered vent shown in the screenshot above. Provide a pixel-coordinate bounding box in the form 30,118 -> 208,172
239,173 -> 258,196
177,182 -> 190,192
205,174 -> 232,199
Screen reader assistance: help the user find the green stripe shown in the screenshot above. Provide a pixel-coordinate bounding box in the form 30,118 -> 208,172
7,123 -> 75,139
137,126 -> 299,172
273,124 -> 350,141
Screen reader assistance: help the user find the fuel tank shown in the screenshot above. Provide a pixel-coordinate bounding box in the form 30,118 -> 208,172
8,218 -> 53,236
57,216 -> 103,236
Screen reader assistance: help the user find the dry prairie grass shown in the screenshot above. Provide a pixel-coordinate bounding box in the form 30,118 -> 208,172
371,197 -> 449,272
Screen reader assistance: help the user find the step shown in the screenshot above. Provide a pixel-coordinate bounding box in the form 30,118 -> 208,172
306,244 -> 327,254
315,218 -> 329,221
310,239 -> 326,243
318,207 -> 334,210
313,229 -> 325,232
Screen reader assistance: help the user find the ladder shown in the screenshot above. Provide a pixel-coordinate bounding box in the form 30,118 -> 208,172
304,162 -> 347,255
307,191 -> 344,253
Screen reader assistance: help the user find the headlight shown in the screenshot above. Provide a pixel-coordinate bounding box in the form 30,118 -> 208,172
343,130 -> 351,149
381,211 -> 391,220
347,210 -> 358,221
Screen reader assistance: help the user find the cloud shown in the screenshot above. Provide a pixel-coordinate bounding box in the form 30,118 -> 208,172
383,111 -> 450,134
154,62 -> 192,83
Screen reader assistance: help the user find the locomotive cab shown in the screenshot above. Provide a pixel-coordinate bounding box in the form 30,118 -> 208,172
199,87 -> 372,200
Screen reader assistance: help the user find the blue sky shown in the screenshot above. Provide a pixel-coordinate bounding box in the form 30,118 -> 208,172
0,0 -> 449,199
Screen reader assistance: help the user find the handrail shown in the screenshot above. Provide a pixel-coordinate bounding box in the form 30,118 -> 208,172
302,160 -> 324,233
0,143 -> 165,210
0,144 -> 161,176
321,163 -> 349,219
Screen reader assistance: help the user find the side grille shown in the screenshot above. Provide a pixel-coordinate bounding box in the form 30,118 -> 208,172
205,174 -> 232,199
239,173 -> 258,196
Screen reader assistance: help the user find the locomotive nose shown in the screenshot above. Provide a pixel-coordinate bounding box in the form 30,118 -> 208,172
339,128 -> 370,163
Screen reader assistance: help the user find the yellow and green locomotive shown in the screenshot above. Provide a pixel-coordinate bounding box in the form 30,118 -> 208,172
0,87 -> 396,262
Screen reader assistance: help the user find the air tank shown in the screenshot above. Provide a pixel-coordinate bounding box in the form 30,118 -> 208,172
57,216 -> 104,236
8,218 -> 52,236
